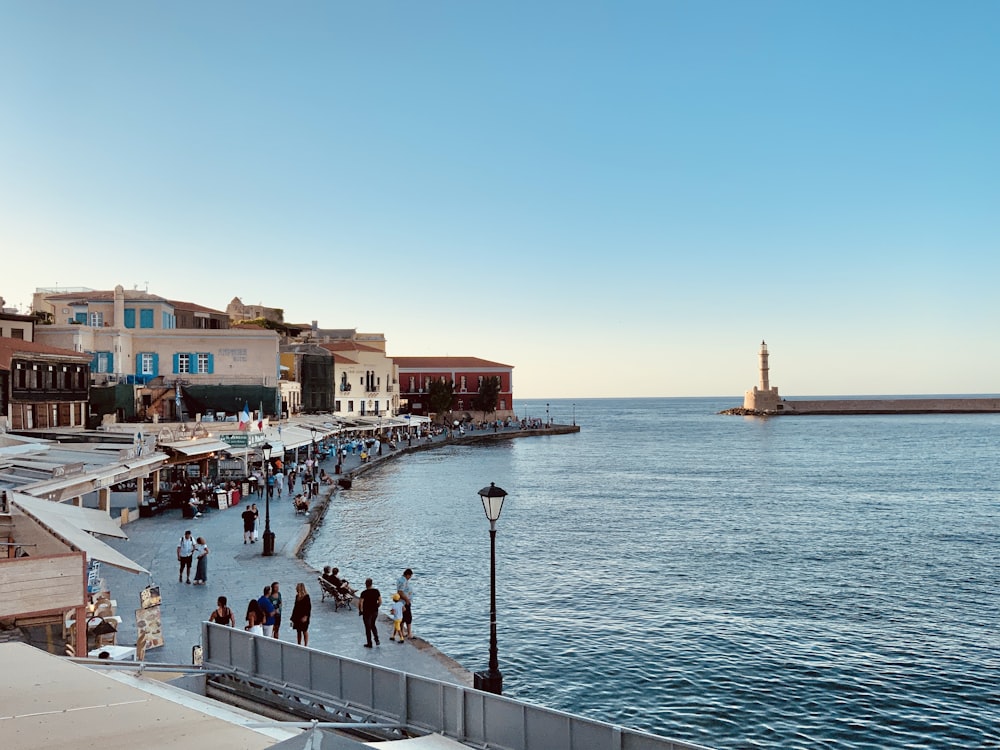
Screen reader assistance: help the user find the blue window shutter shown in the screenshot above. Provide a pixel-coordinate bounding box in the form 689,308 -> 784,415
140,308 -> 154,328
104,352 -> 114,372
135,354 -> 143,376
206,353 -> 214,374
172,353 -> 179,374
151,353 -> 159,377
90,352 -> 100,370
123,309 -> 136,328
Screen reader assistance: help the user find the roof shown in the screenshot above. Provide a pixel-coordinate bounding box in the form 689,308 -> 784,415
0,643 -> 290,749
0,336 -> 92,370
43,289 -> 168,304
319,341 -> 385,354
393,356 -> 513,370
166,299 -> 227,315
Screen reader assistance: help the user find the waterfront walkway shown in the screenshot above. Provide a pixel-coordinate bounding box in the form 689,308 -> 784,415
98,423 -> 576,684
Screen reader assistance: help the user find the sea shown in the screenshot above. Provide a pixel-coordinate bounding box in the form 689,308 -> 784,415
303,397 -> 1000,750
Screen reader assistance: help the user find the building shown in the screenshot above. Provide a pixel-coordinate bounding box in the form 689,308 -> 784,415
395,356 -> 514,419
0,337 -> 92,430
32,285 -> 279,423
319,334 -> 398,418
0,306 -> 34,341
279,343 -> 334,414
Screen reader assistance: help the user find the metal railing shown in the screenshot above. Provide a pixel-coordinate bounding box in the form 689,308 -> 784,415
202,623 -> 712,750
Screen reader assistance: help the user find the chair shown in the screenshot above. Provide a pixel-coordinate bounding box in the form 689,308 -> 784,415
317,577 -> 353,611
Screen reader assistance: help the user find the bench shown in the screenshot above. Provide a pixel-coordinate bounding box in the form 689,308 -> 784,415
317,577 -> 353,610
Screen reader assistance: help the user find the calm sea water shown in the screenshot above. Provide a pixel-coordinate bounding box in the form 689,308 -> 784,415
304,398 -> 1000,749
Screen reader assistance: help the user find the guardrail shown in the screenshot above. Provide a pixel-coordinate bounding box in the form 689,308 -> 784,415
202,623 -> 712,750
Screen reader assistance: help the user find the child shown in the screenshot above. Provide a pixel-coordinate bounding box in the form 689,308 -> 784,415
389,593 -> 405,643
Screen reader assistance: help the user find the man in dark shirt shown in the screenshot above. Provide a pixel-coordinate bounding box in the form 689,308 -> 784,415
358,578 -> 381,648
242,507 -> 256,544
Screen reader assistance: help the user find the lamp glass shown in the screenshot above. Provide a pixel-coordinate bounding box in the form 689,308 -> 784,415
477,483 -> 508,522
261,442 -> 272,462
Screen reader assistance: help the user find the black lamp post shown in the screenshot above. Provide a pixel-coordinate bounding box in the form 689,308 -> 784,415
261,441 -> 275,556
572,402 -> 576,426
473,481 -> 508,695
310,427 -> 317,461
546,402 -> 550,426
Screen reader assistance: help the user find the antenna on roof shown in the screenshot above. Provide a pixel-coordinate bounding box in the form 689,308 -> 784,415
144,281 -> 149,292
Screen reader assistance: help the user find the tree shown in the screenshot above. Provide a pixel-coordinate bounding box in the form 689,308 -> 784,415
472,376 -> 501,416
426,379 -> 455,420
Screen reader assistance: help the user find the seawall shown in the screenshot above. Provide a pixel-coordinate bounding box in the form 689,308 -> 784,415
722,397 -> 1000,416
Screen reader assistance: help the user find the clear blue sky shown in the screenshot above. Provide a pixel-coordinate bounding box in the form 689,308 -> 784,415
2,1 -> 998,398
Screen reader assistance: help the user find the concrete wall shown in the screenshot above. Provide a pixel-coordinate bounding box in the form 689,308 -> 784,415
779,398 -> 1000,414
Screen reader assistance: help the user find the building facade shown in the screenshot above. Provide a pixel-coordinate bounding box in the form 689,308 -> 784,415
394,356 -> 514,418
32,286 -> 279,422
0,338 -> 91,430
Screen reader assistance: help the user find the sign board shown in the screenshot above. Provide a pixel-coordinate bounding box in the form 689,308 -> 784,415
221,434 -> 248,448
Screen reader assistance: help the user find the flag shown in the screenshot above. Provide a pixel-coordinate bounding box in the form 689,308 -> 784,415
239,403 -> 251,431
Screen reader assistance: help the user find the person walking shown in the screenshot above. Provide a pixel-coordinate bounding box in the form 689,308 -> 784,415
177,530 -> 195,584
251,503 -> 260,542
275,469 -> 285,498
209,596 -> 235,626
269,581 -> 283,639
242,505 -> 256,544
192,536 -> 209,584
290,582 -> 312,647
388,594 -> 405,643
396,568 -> 414,639
358,578 -> 381,648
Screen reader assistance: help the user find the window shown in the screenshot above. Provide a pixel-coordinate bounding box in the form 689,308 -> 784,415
123,309 -> 136,328
140,308 -> 154,328
408,376 -> 415,391
10,328 -> 23,339
173,352 -> 212,374
91,352 -> 113,373
500,399 -> 507,410
74,312 -> 87,324
460,376 -> 467,391
348,400 -> 354,412
139,353 -> 156,376
89,312 -> 104,327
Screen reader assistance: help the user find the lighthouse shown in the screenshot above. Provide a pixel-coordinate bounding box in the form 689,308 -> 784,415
743,340 -> 781,412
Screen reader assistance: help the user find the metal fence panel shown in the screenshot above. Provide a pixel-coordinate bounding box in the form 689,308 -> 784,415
201,624 -> 713,750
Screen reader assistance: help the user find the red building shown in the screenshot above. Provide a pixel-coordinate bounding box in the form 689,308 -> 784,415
394,356 -> 514,419
0,338 -> 91,430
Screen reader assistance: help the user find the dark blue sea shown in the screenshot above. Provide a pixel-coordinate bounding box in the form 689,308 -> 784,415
304,397 -> 1000,749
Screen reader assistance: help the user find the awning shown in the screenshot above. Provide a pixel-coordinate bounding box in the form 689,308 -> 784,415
9,491 -> 149,575
161,439 -> 232,456
10,493 -> 127,539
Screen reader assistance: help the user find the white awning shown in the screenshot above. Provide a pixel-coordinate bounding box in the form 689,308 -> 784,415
162,439 -> 232,456
10,493 -> 127,539
9,492 -> 149,575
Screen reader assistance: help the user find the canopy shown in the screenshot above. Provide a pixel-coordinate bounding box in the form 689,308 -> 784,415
161,439 -> 232,456
9,491 -> 149,575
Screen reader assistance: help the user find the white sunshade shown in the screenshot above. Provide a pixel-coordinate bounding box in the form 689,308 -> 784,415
9,492 -> 149,575
162,439 -> 232,456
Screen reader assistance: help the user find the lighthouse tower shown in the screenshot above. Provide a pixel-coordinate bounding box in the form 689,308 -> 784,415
743,340 -> 781,412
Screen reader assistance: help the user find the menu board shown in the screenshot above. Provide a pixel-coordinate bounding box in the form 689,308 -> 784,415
135,604 -> 164,658
139,585 -> 161,609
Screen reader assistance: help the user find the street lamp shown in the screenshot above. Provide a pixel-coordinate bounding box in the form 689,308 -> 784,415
546,402 -> 550,426
261,441 -> 275,556
310,427 -> 317,460
473,481 -> 508,695
572,403 -> 576,426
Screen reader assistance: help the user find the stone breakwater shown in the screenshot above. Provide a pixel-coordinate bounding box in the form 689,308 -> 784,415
721,397 -> 1000,416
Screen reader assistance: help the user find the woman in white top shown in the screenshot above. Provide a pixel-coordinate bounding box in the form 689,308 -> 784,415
192,537 -> 209,584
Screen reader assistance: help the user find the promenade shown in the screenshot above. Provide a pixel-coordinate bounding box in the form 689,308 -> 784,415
97,423 -> 576,684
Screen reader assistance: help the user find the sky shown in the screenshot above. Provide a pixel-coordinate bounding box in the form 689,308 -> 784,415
1,1 -> 998,398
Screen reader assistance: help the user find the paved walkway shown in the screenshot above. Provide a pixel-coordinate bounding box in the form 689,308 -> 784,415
99,436 -> 472,685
